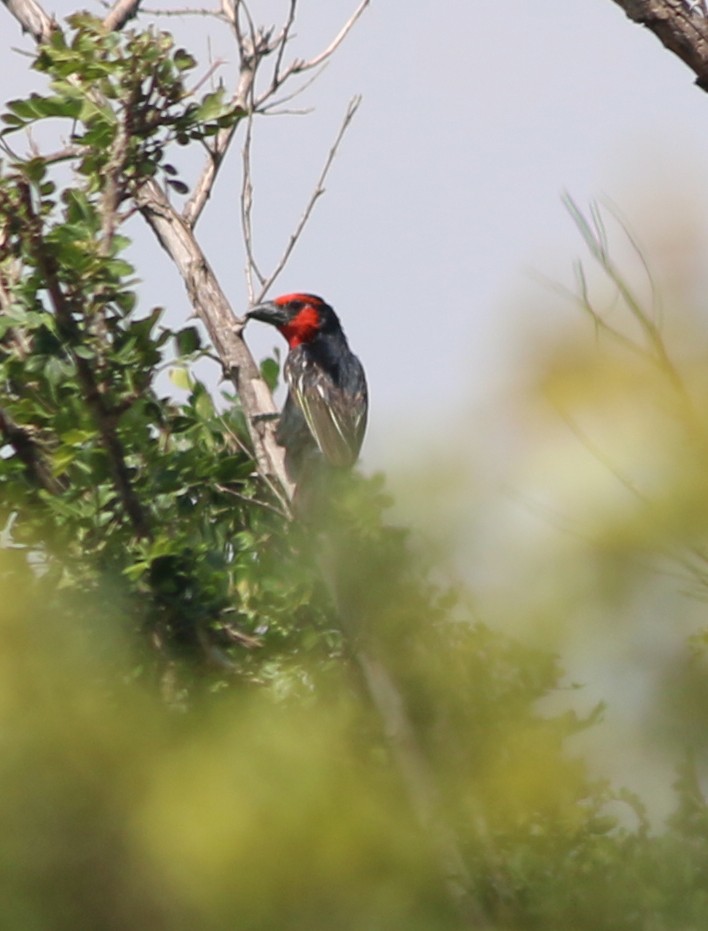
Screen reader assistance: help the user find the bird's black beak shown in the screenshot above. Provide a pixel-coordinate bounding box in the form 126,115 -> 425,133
246,301 -> 289,327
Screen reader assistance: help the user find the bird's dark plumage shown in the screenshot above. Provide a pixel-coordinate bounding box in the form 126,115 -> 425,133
247,293 -> 367,484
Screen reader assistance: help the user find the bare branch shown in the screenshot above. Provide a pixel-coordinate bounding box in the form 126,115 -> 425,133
256,0 -> 370,106
182,20 -> 269,228
259,69 -> 324,114
294,0 -> 369,70
102,0 -> 142,31
609,0 -> 708,89
240,111 -> 263,302
271,0 -> 297,85
1,0 -> 54,43
141,4 -> 224,17
252,95 -> 361,304
186,57 -> 227,97
184,0 -> 368,228
134,178 -> 294,504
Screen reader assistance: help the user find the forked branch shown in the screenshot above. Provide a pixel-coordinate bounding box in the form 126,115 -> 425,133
184,0 -> 369,229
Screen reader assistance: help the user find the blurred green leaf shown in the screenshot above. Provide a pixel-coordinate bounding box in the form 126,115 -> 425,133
169,366 -> 193,390
260,356 -> 280,392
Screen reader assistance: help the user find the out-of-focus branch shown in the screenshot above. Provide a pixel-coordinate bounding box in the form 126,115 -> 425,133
563,195 -> 695,410
102,0 -> 142,31
1,0 -> 54,42
609,0 -> 708,89
355,650 -> 489,927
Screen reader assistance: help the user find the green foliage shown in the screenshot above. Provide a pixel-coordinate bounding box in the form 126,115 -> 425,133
2,14 -> 240,191
0,15 -> 326,681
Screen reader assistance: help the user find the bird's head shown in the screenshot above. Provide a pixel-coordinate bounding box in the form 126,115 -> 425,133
246,293 -> 340,348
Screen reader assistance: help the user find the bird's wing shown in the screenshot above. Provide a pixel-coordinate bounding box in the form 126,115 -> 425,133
288,358 -> 367,468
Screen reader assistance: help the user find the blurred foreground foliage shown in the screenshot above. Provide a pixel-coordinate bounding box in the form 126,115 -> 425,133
2,15 -> 708,931
3,547 -> 708,931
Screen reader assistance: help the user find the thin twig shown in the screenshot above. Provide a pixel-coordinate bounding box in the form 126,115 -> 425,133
240,109 -> 263,302
557,408 -> 708,586
186,57 -> 227,97
253,95 -> 361,304
563,195 -> 695,409
214,482 -> 289,519
271,0 -> 297,85
556,408 -> 650,505
183,0 -> 368,229
259,66 -> 327,113
255,0 -> 370,106
182,19 -> 268,227
141,4 -> 224,17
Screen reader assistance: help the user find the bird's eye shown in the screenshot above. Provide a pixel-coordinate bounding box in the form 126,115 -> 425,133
289,301 -> 304,312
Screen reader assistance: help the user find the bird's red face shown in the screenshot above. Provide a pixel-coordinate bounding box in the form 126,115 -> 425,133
272,294 -> 323,348
247,293 -> 329,348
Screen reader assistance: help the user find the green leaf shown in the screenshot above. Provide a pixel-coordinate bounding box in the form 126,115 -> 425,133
78,97 -> 116,127
1,113 -> 25,128
166,178 -> 189,196
23,158 -> 46,184
173,48 -> 196,72
104,258 -> 135,279
60,428 -> 95,445
51,446 -> 78,473
44,356 -> 70,388
6,97 -> 40,120
175,326 -> 201,356
35,95 -> 83,120
194,389 -> 213,421
169,366 -> 193,391
195,90 -> 227,123
260,357 -> 280,392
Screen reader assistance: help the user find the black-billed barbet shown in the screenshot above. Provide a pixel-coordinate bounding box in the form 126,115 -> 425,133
247,293 -> 368,484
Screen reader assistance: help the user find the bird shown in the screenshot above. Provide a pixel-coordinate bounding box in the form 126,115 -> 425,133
246,293 -> 368,487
